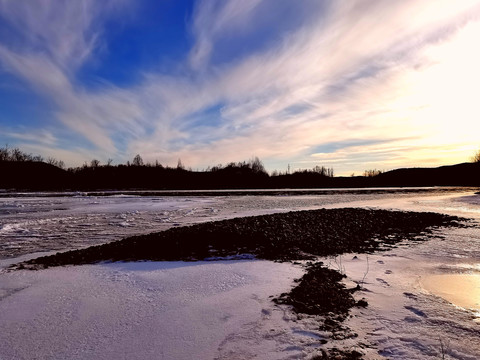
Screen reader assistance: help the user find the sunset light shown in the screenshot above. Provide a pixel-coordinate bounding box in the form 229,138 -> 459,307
2,3 -> 480,358
1,1 -> 480,174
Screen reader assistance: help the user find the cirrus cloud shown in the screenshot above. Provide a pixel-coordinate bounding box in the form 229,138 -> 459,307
0,0 -> 479,174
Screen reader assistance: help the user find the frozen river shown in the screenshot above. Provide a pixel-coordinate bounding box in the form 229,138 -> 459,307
1,187 -> 479,359
0,188 -> 470,260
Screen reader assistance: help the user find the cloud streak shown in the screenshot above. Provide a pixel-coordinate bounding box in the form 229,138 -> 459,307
0,0 -> 129,70
0,0 -> 480,174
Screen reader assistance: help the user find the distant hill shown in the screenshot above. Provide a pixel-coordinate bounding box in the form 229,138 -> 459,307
0,161 -> 72,190
372,162 -> 480,187
1,160 -> 479,191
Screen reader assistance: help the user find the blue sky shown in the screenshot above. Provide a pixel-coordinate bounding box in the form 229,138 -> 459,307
1,0 -> 480,175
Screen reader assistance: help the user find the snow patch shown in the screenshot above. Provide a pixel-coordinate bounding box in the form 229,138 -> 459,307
0,261 -> 306,360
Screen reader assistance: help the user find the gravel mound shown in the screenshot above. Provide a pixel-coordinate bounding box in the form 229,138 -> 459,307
16,208 -> 466,269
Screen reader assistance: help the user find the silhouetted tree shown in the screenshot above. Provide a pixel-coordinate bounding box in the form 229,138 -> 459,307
32,155 -> 44,162
248,156 -> 267,175
11,148 -> 27,161
363,169 -> 382,177
46,157 -> 65,169
132,154 -> 144,166
0,147 -> 8,161
177,158 -> 185,170
90,159 -> 100,168
312,165 -> 334,177
472,149 -> 480,163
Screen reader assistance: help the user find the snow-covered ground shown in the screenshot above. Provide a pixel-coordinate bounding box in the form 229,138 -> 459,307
0,188 -> 479,359
323,192 -> 480,359
0,260 -> 306,360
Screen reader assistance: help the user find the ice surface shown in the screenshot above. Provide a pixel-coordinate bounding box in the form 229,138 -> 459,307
1,188 -> 480,359
0,195 -> 228,258
334,244 -> 480,359
319,192 -> 480,359
421,274 -> 480,311
0,188 -> 470,259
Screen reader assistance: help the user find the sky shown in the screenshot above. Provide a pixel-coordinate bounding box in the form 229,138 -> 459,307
0,0 -> 480,175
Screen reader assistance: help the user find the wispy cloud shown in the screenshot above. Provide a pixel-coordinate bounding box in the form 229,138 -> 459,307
133,0 -> 480,172
0,0 -> 138,153
1,127 -> 57,147
0,0 -> 129,70
188,0 -> 264,69
0,0 -> 479,173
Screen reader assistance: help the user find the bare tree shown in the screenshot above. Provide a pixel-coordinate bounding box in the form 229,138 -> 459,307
0,146 -> 9,161
472,149 -> 480,163
363,169 -> 382,177
46,157 -> 65,169
90,159 -> 100,168
11,148 -> 26,161
312,165 -> 334,177
0,146 -> 41,163
177,158 -> 185,169
132,154 -> 144,166
249,156 -> 266,174
46,157 -> 57,165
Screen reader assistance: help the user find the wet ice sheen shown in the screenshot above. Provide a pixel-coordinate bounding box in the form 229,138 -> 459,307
421,274 -> 480,312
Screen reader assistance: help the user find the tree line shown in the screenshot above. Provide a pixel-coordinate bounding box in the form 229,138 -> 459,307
0,147 -> 336,190
1,145 -> 479,190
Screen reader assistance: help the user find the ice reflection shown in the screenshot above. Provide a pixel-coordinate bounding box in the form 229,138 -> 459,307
421,274 -> 480,314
